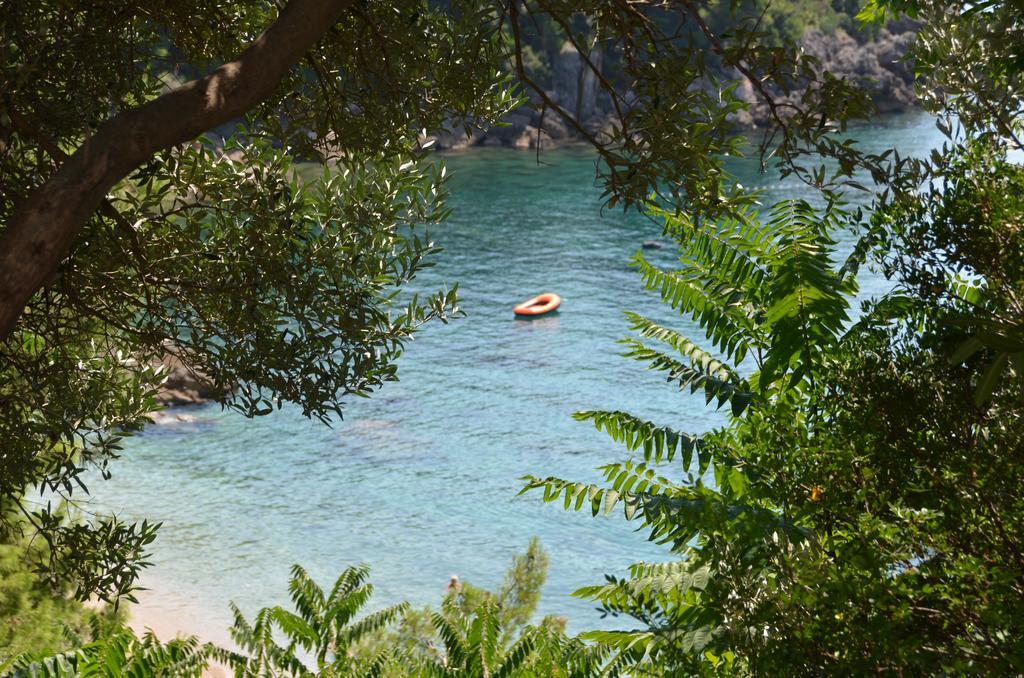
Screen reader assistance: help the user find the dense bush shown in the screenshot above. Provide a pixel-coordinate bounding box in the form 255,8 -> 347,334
522,0 -> 1024,673
0,526 -> 120,669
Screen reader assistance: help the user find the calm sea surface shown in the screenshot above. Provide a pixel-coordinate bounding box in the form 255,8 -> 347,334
90,112 -> 941,642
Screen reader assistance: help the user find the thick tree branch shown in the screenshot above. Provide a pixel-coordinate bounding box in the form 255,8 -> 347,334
8,106 -> 146,263
0,0 -> 352,341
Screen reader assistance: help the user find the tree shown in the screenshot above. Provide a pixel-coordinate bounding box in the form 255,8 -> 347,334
0,0 -> 348,340
213,543 -> 561,676
447,537 -> 554,647
223,563 -> 409,676
523,0 -> 1024,673
0,0 -> 517,601
13,543 -> 605,677
1,0 -> 908,610
351,539 -> 568,675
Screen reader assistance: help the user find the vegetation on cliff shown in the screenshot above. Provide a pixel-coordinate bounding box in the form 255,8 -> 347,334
448,0 -> 917,149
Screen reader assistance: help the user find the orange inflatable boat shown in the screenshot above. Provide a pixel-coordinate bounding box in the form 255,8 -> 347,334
514,292 -> 561,317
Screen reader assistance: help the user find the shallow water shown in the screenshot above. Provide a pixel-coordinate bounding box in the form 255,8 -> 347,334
90,112 -> 941,642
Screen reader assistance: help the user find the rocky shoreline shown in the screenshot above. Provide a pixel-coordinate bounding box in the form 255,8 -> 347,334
433,24 -> 918,151
154,352 -> 221,408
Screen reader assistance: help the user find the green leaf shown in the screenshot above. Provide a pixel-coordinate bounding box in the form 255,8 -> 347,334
974,352 -> 1009,406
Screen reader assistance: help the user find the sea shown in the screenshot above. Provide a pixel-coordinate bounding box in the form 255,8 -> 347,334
89,111 -> 942,644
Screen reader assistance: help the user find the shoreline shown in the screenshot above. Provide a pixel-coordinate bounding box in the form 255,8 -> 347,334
126,574 -> 233,648
127,581 -> 234,678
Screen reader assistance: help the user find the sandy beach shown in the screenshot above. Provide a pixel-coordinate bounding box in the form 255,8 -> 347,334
126,576 -> 234,648
127,587 -> 233,677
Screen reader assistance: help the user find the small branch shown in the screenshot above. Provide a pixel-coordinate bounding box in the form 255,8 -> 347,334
534,0 -> 627,131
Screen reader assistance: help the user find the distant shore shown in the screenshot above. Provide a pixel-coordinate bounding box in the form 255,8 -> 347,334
430,24 -> 918,152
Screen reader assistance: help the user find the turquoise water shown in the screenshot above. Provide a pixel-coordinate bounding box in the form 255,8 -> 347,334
91,112 -> 941,642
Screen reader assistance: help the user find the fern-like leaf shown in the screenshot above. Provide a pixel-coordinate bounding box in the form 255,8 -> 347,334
621,339 -> 754,415
431,611 -> 468,668
338,602 -> 410,651
573,409 -> 706,466
633,254 -> 758,360
494,630 -> 535,678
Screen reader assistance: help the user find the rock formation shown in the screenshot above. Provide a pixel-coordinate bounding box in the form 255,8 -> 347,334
433,24 -> 919,150
154,351 -> 222,407
802,25 -> 917,113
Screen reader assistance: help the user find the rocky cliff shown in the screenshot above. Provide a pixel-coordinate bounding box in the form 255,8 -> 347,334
155,351 -> 222,407
435,24 -> 918,150
434,41 -> 606,150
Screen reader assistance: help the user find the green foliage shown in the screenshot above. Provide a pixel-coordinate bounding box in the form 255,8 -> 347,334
449,537 -> 551,644
702,0 -> 851,45
875,139 -> 1024,405
1,0 -> 519,601
352,539 -> 565,675
522,0 -> 1024,674
222,563 -> 408,676
0,0 -> 907,615
6,0 -> 1024,675
13,543 -> 569,677
217,543 -> 570,676
417,601 -> 539,677
0,529 -> 121,669
508,0 -> 881,218
9,626 -> 213,678
574,410 -> 706,467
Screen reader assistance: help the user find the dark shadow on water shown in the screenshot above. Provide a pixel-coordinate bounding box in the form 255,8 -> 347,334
511,313 -> 561,331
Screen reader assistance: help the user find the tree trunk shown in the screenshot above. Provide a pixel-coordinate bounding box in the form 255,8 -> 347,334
0,0 -> 352,341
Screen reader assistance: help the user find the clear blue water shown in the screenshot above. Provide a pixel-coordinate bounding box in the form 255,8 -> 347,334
90,112 -> 941,642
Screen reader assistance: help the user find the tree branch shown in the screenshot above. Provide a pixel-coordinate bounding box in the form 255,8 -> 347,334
0,0 -> 353,341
